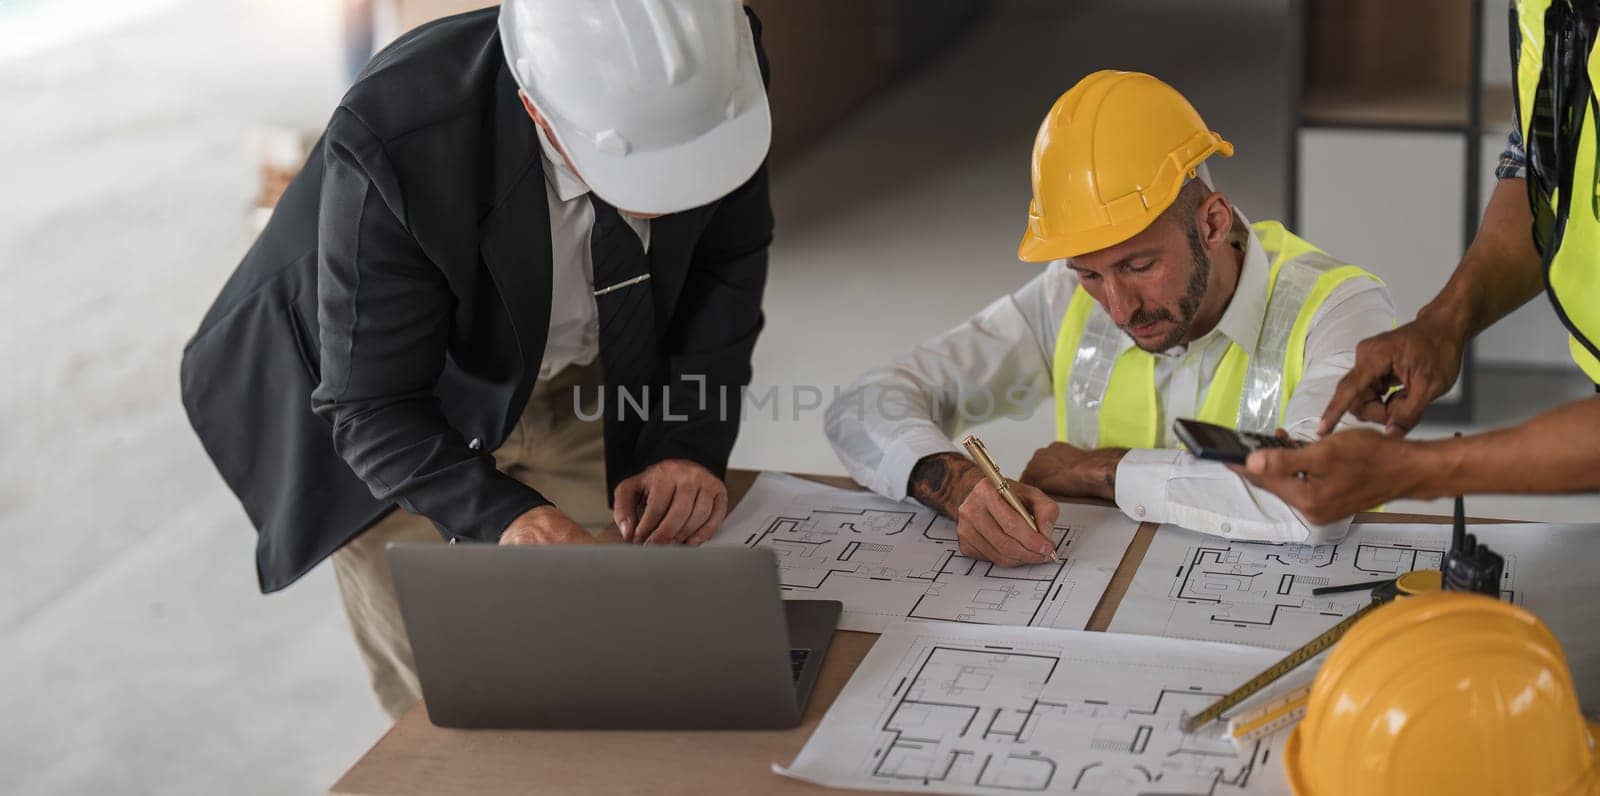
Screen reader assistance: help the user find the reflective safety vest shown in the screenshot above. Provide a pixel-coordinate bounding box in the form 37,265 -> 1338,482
1052,221 -> 1381,448
1513,0 -> 1600,382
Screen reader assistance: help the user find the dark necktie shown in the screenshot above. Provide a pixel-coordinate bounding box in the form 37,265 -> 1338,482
588,195 -> 660,433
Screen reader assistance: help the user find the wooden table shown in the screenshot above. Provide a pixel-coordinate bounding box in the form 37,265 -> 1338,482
331,470 -> 1463,795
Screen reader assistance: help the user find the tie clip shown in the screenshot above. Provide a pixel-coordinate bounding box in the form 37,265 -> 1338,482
592,273 -> 651,297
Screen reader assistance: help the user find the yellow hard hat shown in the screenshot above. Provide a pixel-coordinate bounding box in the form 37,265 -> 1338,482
1286,591 -> 1600,795
1018,70 -> 1233,262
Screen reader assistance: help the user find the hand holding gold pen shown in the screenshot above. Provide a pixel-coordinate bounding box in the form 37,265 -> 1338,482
962,435 -> 1060,564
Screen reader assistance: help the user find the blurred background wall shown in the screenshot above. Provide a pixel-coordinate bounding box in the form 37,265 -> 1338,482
2,1 -> 1593,793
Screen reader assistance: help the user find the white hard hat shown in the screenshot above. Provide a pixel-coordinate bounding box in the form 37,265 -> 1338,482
499,0 -> 771,215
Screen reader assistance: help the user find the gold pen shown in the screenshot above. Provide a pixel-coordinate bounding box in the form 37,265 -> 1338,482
961,434 -> 1059,563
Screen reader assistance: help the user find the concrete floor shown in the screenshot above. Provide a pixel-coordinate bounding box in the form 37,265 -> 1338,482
0,2 -> 388,794
3,1 -> 1597,794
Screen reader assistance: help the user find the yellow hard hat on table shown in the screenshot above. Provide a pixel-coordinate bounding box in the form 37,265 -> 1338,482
1019,70 -> 1233,262
1286,591 -> 1600,795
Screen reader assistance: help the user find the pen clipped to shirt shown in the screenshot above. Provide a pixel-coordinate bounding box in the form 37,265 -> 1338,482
962,435 -> 1059,563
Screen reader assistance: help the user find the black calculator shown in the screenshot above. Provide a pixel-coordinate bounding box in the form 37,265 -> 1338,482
1173,418 -> 1304,465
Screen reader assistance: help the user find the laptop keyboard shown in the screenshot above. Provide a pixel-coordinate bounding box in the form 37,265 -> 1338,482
789,648 -> 811,681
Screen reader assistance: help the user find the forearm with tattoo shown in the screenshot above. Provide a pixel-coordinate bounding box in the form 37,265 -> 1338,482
907,452 -> 983,518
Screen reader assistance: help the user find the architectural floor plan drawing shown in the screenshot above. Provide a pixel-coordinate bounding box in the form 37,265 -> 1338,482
778,622 -> 1292,795
711,473 -> 1138,632
1106,521 -> 1579,651
1106,528 -> 1486,649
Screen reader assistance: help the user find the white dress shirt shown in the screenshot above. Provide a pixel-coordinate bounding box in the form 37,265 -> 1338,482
823,213 -> 1397,544
534,127 -> 651,381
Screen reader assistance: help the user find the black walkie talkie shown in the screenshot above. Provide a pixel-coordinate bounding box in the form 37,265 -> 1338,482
1441,493 -> 1505,597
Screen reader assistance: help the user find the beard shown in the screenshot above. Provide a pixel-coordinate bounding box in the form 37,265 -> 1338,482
1122,224 -> 1212,352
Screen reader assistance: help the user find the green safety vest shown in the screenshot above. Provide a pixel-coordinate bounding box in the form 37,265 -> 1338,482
1051,221 -> 1381,448
1514,0 -> 1600,382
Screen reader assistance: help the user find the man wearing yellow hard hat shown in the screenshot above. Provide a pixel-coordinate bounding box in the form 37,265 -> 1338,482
824,70 -> 1396,566
1235,0 -> 1600,525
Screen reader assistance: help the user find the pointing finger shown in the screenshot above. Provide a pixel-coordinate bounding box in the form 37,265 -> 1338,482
1318,366 -> 1382,437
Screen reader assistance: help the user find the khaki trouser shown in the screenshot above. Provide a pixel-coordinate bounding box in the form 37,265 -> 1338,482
330,361 -> 611,720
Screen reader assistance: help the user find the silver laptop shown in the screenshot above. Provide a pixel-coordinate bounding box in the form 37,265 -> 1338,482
388,544 -> 841,729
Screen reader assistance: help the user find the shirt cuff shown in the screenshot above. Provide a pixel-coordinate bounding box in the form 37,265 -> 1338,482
1112,447 -> 1349,544
875,427 -> 964,502
1113,447 -> 1180,524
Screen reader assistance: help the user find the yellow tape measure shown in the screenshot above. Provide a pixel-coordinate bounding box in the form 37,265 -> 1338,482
1227,683 -> 1312,743
1180,569 -> 1441,734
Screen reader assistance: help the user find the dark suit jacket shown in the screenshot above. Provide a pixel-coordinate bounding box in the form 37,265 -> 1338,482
181,8 -> 773,592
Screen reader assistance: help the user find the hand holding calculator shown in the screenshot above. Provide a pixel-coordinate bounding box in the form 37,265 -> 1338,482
1172,418 -> 1305,465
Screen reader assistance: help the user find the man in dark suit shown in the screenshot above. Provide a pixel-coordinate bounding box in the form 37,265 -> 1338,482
181,0 -> 773,718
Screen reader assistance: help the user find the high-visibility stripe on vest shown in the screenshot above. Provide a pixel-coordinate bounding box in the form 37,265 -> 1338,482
1052,220 -> 1380,448
1513,0 -> 1600,382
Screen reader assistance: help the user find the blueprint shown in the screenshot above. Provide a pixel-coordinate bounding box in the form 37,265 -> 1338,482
778,621 -> 1291,795
711,473 -> 1139,633
1107,521 -> 1600,694
1106,522 -> 1500,650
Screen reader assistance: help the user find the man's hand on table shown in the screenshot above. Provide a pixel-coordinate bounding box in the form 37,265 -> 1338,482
1020,442 -> 1126,502
500,505 -> 601,545
613,458 -> 728,545
908,452 -> 1060,568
